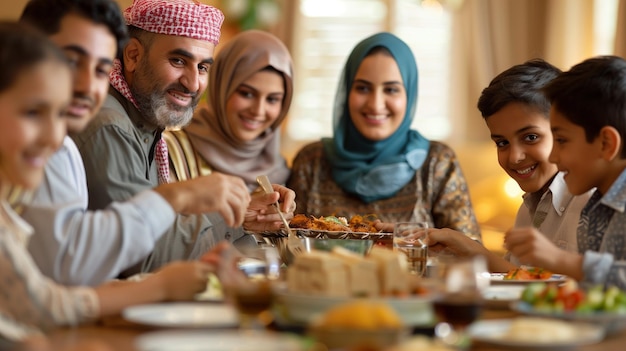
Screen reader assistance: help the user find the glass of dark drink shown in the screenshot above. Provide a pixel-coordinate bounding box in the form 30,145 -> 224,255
432,256 -> 488,349
222,245 -> 282,330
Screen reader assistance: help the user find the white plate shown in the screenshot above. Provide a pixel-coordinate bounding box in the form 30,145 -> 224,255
512,301 -> 626,334
274,291 -> 434,327
122,303 -> 238,328
482,285 -> 525,309
468,318 -> 604,350
489,273 -> 567,284
135,330 -> 304,351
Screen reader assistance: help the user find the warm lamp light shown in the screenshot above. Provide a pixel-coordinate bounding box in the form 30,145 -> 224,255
503,178 -> 524,198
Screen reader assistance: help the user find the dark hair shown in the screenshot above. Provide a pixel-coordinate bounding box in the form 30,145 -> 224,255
20,0 -> 128,56
0,21 -> 69,93
127,25 -> 156,51
477,58 -> 561,119
544,55 -> 626,157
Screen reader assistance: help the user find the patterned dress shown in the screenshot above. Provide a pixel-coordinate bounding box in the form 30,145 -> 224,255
287,140 -> 481,237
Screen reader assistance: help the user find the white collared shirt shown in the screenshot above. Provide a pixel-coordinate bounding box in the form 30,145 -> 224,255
508,172 -> 594,265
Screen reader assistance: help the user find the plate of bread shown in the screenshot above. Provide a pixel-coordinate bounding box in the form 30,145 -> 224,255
274,245 -> 436,327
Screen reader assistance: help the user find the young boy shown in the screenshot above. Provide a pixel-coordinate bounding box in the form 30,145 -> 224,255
426,59 -> 592,272
505,55 -> 626,289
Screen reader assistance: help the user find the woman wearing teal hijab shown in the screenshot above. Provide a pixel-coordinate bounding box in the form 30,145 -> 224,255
288,32 -> 480,235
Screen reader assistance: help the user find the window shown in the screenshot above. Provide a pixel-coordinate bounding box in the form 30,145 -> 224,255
285,0 -> 452,155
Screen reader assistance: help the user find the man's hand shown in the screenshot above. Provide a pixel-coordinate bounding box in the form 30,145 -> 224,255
154,172 -> 251,227
244,184 -> 296,232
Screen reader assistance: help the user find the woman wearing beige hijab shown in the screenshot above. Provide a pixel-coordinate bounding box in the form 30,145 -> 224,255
164,30 -> 293,191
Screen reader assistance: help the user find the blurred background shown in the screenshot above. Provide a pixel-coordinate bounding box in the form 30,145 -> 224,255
3,0 -> 625,254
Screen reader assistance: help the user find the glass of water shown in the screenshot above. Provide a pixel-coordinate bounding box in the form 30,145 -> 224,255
393,222 -> 428,277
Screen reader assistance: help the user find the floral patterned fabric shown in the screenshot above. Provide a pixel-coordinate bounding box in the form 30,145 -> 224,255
287,140 -> 481,237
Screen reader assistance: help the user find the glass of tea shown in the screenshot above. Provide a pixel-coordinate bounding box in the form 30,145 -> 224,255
393,222 -> 429,277
221,245 -> 282,330
432,256 -> 488,349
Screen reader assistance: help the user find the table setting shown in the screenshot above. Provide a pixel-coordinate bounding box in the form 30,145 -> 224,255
44,220 -> 626,351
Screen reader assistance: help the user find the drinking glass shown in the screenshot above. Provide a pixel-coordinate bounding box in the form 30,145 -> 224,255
393,222 -> 429,277
222,245 -> 282,331
432,256 -> 489,349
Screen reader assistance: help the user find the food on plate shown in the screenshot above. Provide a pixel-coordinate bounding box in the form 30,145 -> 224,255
310,300 -> 407,350
287,246 -> 410,297
368,246 -> 410,295
194,273 -> 223,301
348,214 -> 380,232
504,266 -> 553,280
521,281 -> 626,313
333,246 -> 380,297
314,300 -> 403,330
286,250 -> 351,297
290,214 -> 379,232
504,317 -> 577,342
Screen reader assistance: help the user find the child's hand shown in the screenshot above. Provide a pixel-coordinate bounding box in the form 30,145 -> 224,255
504,227 -> 563,269
154,261 -> 214,301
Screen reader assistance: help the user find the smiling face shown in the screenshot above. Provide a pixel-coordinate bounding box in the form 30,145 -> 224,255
49,13 -> 116,134
548,107 -> 608,195
348,52 -> 407,141
128,34 -> 215,129
486,102 -> 558,193
0,61 -> 71,189
225,69 -> 285,142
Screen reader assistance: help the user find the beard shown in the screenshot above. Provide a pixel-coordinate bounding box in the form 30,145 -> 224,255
130,60 -> 198,129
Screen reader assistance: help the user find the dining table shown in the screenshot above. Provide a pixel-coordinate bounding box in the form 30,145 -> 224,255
44,303 -> 626,351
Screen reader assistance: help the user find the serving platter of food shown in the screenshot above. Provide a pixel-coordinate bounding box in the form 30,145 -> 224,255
262,214 -> 392,242
275,291 -> 435,327
274,244 -> 436,327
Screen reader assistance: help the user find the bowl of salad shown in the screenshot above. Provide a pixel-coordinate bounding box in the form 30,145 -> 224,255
511,280 -> 626,334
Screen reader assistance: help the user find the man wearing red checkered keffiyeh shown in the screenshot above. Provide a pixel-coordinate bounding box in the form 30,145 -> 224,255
72,0 -> 297,275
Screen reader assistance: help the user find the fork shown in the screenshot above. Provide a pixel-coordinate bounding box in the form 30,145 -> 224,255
255,175 -> 304,256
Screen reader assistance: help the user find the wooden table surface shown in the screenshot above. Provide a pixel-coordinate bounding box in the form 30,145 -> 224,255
45,307 -> 626,351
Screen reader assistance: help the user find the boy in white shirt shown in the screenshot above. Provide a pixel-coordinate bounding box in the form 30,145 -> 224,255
426,59 -> 592,272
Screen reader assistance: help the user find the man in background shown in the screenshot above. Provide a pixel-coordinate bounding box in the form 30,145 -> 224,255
72,0 -> 295,274
18,0 -> 292,285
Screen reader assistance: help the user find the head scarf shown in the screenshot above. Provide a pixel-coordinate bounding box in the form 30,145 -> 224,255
322,32 -> 430,203
124,0 -> 224,44
185,30 -> 293,191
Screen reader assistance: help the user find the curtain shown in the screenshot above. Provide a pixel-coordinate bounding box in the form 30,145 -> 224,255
448,0 -> 595,144
615,0 -> 626,57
